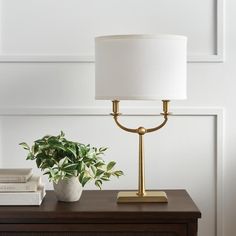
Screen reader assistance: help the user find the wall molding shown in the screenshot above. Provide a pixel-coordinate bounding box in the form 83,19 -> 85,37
0,0 -> 224,63
189,0 -> 224,63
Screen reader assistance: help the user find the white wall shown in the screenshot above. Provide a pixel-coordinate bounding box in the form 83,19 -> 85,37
0,0 -> 235,236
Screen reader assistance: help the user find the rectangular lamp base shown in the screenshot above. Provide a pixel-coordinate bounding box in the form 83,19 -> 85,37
117,191 -> 168,203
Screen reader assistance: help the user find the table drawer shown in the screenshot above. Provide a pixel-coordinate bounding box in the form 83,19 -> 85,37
0,224 -> 187,236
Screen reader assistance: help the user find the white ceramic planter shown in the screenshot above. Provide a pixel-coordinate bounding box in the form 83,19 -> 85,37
53,177 -> 83,202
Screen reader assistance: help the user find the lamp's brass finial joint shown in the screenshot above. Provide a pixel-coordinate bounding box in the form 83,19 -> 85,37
138,127 -> 146,135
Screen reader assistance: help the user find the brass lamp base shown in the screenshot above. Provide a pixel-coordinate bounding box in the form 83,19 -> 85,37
117,191 -> 168,203
112,101 -> 171,204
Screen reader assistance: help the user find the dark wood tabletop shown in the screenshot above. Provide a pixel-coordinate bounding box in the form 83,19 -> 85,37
0,190 -> 201,224
0,190 -> 201,236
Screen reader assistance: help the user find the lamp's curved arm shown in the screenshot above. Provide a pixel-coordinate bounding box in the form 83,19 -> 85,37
146,100 -> 170,132
111,100 -> 170,135
113,115 -> 137,133
112,113 -> 168,134
146,117 -> 168,133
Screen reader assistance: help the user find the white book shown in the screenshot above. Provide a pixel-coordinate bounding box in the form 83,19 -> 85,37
0,175 -> 41,192
0,185 -> 45,206
0,168 -> 33,183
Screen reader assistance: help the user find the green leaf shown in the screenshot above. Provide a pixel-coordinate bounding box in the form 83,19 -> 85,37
64,163 -> 77,170
113,170 -> 124,177
91,165 -> 96,175
19,142 -> 30,150
26,152 -> 35,160
81,177 -> 91,187
94,162 -> 105,168
103,172 -> 111,178
107,161 -> 116,171
79,145 -> 87,156
54,144 -> 66,152
95,179 -> 102,189
38,144 -> 50,151
77,161 -> 85,172
101,177 -> 110,181
59,157 -> 68,167
96,169 -> 105,177
31,144 -> 39,155
67,146 -> 77,158
65,172 -> 74,177
79,172 -> 85,183
48,138 -> 60,146
49,169 -> 56,178
35,139 -> 46,145
36,157 -> 42,168
40,159 -> 50,169
43,170 -> 50,175
60,131 -> 65,137
99,147 -> 108,152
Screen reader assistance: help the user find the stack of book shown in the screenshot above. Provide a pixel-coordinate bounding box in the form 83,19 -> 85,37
0,168 -> 45,205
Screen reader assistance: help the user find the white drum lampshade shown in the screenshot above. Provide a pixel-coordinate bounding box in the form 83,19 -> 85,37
95,34 -> 187,100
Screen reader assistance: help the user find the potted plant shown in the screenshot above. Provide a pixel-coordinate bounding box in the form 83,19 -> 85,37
20,131 -> 123,202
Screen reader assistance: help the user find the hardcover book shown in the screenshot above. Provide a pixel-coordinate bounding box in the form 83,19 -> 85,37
0,175 -> 40,192
0,185 -> 45,205
0,168 -> 33,183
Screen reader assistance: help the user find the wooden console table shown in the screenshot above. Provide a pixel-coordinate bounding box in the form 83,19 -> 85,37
0,190 -> 201,236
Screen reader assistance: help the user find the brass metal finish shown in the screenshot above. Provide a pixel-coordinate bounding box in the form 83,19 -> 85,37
113,116 -> 137,133
111,100 -> 137,133
160,100 -> 172,118
111,100 -> 171,203
162,100 -> 169,115
112,100 -> 120,115
138,133 -> 145,196
117,191 -> 168,203
146,118 -> 168,133
137,127 -> 146,135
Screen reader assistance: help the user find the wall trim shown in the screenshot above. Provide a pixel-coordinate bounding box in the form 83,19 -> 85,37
0,0 -> 224,63
0,106 -> 224,116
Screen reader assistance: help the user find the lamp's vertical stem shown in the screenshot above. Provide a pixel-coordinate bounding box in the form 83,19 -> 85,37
138,133 -> 146,196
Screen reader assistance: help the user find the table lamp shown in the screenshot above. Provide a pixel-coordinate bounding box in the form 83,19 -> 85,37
95,34 -> 187,203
